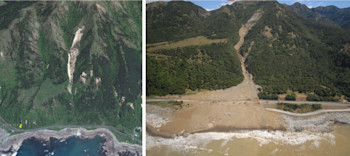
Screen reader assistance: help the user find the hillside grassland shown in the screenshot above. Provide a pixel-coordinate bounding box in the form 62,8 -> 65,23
147,36 -> 227,52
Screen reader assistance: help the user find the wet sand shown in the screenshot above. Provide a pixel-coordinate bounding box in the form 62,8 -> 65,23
147,101 -> 284,136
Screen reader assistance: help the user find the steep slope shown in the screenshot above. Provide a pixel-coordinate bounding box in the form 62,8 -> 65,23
240,1 -> 350,100
146,1 -> 264,96
147,1 -> 350,101
312,6 -> 350,29
182,11 -> 262,101
146,1 -> 209,43
286,2 -> 337,27
0,1 -> 141,136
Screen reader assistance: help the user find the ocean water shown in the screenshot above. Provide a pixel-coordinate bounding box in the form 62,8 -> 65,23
16,136 -> 106,156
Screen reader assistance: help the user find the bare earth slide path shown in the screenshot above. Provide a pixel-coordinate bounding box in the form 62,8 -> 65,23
181,12 -> 262,102
147,11 -> 289,136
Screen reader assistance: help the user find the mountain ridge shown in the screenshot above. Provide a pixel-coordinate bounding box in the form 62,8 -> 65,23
147,0 -> 350,101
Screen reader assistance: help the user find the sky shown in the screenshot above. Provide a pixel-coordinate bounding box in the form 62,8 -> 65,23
147,0 -> 350,11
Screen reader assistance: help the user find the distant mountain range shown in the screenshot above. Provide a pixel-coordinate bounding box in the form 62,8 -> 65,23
288,2 -> 350,29
147,0 -> 350,101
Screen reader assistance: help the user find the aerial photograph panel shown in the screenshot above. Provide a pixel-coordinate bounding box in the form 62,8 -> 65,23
146,0 -> 350,155
0,1 -> 142,156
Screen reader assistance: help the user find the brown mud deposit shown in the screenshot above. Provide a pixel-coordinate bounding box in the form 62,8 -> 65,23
147,101 -> 284,136
0,128 -> 141,156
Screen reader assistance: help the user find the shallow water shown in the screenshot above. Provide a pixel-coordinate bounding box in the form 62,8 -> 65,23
16,136 -> 106,156
147,125 -> 350,156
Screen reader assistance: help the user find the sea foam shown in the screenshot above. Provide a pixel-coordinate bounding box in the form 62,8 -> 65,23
147,130 -> 335,151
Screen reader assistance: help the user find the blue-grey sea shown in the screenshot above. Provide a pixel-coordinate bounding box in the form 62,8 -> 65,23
16,136 -> 106,156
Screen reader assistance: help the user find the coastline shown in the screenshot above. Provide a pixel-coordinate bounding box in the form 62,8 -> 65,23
0,128 -> 141,156
147,105 -> 350,154
146,102 -> 350,138
146,101 -> 283,136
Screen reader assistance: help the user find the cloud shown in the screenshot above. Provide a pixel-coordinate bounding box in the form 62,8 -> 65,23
221,0 -> 235,7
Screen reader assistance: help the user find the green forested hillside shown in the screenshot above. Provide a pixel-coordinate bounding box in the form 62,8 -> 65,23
147,1 -> 262,44
312,6 -> 350,29
0,1 -> 141,136
240,1 -> 350,100
147,1 -> 350,101
147,43 -> 242,96
146,1 -> 262,95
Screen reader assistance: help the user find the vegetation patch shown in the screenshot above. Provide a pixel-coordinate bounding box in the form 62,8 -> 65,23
285,91 -> 296,101
258,92 -> 278,100
147,43 -> 243,96
276,103 -> 322,113
306,93 -> 339,102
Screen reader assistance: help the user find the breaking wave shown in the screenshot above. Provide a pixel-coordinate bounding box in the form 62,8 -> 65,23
147,130 -> 335,151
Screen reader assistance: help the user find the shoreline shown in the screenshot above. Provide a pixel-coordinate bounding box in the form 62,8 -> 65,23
146,123 -> 287,139
146,101 -> 283,136
146,102 -> 350,138
0,128 -> 141,156
146,125 -> 349,153
147,112 -> 350,153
